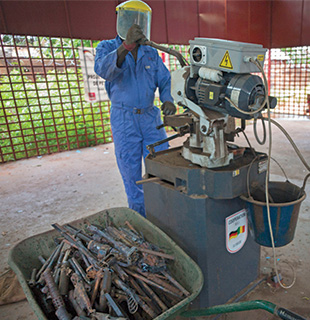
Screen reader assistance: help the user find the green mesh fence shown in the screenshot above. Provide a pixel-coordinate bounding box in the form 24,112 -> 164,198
0,34 -> 309,162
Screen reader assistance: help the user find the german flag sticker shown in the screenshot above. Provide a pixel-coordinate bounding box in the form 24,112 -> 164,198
226,209 -> 248,253
229,225 -> 245,240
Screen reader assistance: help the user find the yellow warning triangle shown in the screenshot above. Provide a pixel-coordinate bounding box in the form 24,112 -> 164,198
219,51 -> 233,70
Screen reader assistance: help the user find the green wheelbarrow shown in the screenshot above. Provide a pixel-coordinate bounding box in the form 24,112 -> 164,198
8,208 -> 306,320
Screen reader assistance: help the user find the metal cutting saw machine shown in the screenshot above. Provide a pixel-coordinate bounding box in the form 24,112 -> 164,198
143,38 -> 278,309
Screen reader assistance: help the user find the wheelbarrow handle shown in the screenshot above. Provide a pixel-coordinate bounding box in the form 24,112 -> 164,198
179,300 -> 307,320
277,307 -> 307,320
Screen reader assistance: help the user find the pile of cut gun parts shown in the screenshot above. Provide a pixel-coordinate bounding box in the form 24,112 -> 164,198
28,213 -> 190,320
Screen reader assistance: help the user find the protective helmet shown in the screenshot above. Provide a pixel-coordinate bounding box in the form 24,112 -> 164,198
116,0 -> 152,40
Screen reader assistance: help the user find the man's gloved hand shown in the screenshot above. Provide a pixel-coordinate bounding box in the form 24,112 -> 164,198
125,24 -> 147,46
161,101 -> 176,116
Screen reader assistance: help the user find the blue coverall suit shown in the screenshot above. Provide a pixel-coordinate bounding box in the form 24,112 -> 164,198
94,36 -> 173,217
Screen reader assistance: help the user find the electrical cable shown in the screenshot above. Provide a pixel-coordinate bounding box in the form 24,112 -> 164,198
262,117 -> 310,172
238,129 -> 260,198
298,173 -> 310,199
225,95 -> 267,116
253,117 -> 267,145
301,173 -> 310,192
270,157 -> 289,181
240,130 -> 256,157
155,39 -> 306,288
253,59 -> 297,290
224,58 -> 269,115
233,57 -> 299,289
246,156 -> 258,199
245,64 -> 308,289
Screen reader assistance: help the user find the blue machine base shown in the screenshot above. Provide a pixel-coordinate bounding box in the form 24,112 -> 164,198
144,147 -> 265,308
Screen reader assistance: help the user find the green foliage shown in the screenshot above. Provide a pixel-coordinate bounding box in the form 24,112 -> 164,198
281,47 -> 310,65
0,37 -> 112,162
1,35 -> 183,162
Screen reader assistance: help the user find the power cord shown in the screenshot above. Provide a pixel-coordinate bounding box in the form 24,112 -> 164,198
224,58 -> 269,116
262,67 -> 297,289
262,117 -> 310,172
254,58 -> 299,289
229,57 -> 300,289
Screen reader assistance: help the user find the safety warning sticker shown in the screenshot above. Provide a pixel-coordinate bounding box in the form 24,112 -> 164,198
257,54 -> 264,61
78,47 -> 109,102
219,51 -> 233,70
226,209 -> 248,253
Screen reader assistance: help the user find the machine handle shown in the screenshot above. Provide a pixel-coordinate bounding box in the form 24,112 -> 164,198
146,133 -> 181,156
136,177 -> 161,185
277,307 -> 307,320
146,124 -> 190,156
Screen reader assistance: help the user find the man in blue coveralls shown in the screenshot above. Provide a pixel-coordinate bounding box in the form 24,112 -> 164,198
94,0 -> 176,217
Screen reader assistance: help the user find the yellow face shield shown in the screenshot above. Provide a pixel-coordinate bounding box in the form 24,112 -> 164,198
116,0 -> 152,40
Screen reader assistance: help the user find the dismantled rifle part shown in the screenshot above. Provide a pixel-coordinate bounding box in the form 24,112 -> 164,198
137,279 -> 168,312
69,257 -> 92,286
59,249 -> 71,296
38,255 -> 46,265
98,268 -> 112,312
91,270 -> 103,307
28,219 -> 190,320
125,269 -> 183,298
52,223 -> 101,270
43,268 -> 72,320
36,241 -> 64,283
116,278 -> 139,314
87,224 -> 139,266
28,268 -> 37,287
71,272 -> 95,315
104,292 -> 127,318
161,270 -> 190,297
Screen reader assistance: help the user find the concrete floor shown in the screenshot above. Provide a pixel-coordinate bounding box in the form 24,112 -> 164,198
0,118 -> 309,319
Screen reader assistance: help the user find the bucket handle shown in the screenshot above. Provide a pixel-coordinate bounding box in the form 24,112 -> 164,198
246,156 -> 289,201
297,173 -> 310,199
246,158 -> 309,202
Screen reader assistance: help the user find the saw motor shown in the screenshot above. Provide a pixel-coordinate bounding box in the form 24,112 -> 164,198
147,38 -> 277,168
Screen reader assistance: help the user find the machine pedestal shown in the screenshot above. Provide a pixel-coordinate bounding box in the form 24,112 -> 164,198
144,147 -> 267,308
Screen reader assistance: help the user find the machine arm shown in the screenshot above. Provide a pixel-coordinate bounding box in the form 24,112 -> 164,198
144,40 -> 188,67
146,125 -> 190,157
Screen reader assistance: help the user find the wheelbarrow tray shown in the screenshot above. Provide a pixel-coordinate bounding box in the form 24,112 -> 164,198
8,207 -> 203,320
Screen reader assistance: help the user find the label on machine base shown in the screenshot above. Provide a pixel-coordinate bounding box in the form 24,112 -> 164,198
226,209 -> 248,253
